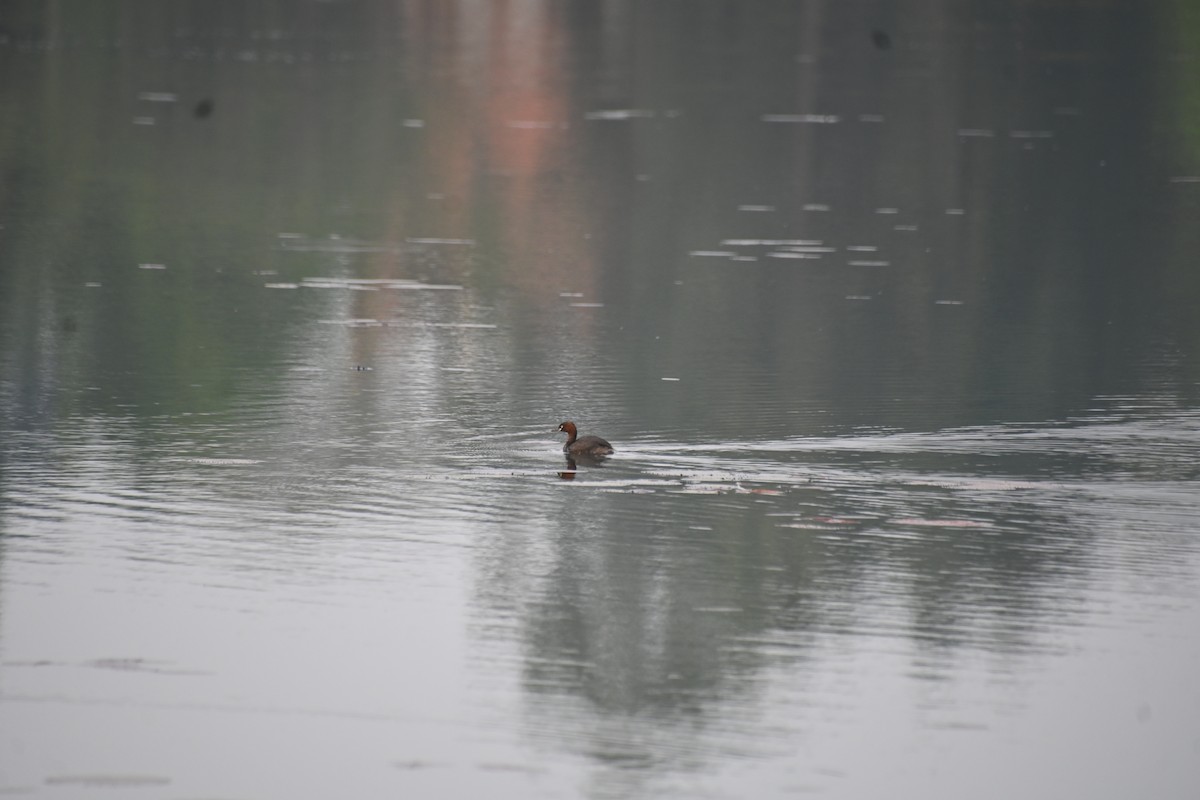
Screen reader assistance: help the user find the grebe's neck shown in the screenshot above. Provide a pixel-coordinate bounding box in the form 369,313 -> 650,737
561,422 -> 578,444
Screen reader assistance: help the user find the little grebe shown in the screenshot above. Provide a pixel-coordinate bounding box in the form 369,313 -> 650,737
557,421 -> 614,457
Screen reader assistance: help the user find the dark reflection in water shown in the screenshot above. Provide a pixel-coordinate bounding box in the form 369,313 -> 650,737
464,413 -> 1200,788
1,2 -> 1199,799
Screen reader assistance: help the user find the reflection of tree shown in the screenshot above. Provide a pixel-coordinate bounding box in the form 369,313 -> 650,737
523,519 -> 726,715
512,498 -> 780,785
581,2 -> 1198,440
489,443 -> 1136,789
5,0 -> 1196,435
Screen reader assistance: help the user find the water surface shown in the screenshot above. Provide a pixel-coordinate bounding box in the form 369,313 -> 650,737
2,2 -> 1200,799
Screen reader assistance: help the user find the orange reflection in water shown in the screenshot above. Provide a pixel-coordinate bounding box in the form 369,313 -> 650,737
356,2 -> 603,320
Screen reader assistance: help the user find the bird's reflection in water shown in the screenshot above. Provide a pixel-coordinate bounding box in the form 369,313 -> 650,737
558,453 -> 609,480
558,456 -> 577,481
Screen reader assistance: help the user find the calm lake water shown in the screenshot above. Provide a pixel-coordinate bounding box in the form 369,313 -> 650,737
3,2 -> 1200,798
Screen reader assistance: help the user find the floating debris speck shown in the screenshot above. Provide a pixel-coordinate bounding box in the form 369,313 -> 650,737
422,322 -> 498,329
892,518 -> 991,528
779,245 -> 835,253
278,236 -> 394,253
317,319 -> 383,327
585,109 -> 654,120
762,113 -> 840,124
301,277 -> 462,291
405,237 -> 474,245
721,239 -> 822,247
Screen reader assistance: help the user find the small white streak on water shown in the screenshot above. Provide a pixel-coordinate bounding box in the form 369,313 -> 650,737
584,109 -> 654,120
405,237 -> 474,245
762,114 -> 840,123
721,239 -> 823,247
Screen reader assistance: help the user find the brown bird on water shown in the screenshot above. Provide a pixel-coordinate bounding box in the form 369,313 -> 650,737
557,421 -> 614,457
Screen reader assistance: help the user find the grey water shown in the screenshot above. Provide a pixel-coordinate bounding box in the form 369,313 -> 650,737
2,2 -> 1200,798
